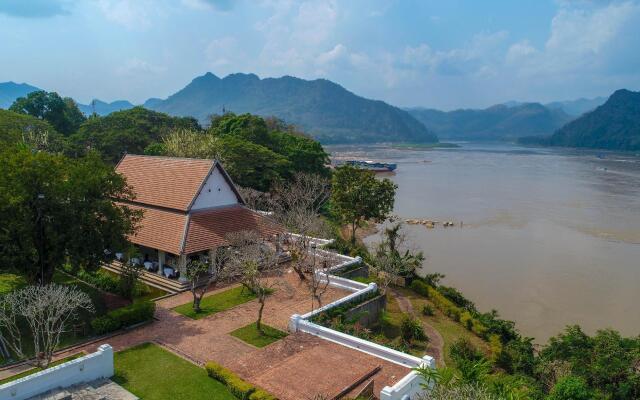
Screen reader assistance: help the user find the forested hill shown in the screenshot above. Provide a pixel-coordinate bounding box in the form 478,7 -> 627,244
0,82 -> 40,109
406,103 -> 572,141
145,72 -> 438,144
542,89 -> 640,151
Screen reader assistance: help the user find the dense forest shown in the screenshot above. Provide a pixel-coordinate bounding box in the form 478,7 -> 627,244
520,89 -> 640,151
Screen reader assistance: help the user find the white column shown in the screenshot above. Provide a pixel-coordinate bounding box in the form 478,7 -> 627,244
158,250 -> 165,276
178,254 -> 188,282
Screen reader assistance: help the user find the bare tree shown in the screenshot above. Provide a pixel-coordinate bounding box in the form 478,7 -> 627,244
371,222 -> 424,294
225,230 -> 290,334
270,172 -> 331,281
237,186 -> 272,212
307,246 -> 343,311
0,284 -> 94,368
186,247 -> 231,313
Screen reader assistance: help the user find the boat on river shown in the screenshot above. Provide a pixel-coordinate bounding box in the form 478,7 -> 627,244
342,160 -> 397,172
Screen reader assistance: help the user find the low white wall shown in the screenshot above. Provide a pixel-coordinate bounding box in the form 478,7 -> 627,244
0,344 -> 114,400
287,239 -> 436,400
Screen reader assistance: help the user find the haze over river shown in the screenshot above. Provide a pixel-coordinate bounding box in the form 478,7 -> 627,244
327,143 -> 640,342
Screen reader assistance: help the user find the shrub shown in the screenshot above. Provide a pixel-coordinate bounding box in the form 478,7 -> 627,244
90,315 -> 120,335
548,376 -> 593,400
249,389 -> 278,400
422,304 -> 435,316
400,316 -> 427,343
410,280 -> 430,297
90,301 -> 155,335
450,338 -> 483,365
461,311 -> 474,331
205,361 -> 268,400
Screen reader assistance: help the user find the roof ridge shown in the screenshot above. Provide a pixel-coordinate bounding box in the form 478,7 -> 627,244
122,154 -> 217,163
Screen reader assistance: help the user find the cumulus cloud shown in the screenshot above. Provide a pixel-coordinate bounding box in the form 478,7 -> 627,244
0,0 -> 72,18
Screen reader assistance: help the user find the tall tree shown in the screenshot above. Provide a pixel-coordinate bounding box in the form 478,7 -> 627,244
9,90 -> 86,135
331,165 -> 397,243
70,107 -> 201,163
0,147 -> 140,284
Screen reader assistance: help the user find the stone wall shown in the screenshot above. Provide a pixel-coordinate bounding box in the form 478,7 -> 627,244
344,293 -> 387,328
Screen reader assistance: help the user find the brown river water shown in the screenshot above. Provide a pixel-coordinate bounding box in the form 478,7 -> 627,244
326,143 -> 640,343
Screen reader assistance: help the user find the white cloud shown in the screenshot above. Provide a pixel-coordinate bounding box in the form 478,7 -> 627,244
98,0 -> 153,30
116,58 -> 166,76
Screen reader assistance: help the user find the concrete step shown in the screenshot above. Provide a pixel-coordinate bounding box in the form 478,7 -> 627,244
101,263 -> 187,293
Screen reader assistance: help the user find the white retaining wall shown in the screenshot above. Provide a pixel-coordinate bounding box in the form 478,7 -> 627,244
287,247 -> 435,400
0,344 -> 114,400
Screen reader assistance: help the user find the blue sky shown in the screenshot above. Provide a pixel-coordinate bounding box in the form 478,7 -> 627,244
1,0 -> 639,109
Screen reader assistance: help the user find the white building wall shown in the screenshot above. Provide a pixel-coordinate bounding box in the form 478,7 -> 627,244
0,344 -> 114,400
191,166 -> 238,210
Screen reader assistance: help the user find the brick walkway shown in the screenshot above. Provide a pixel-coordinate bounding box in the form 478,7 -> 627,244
10,273 -> 409,399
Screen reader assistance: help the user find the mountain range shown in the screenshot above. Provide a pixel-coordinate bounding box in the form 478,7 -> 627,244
520,89 -> 640,151
143,72 -> 437,143
1,77 -> 636,149
406,103 -> 572,141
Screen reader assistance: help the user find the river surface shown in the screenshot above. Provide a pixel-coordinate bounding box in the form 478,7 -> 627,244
326,142 -> 640,342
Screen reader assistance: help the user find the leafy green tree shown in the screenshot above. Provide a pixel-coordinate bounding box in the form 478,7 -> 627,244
209,113 -> 270,145
0,109 -> 65,152
0,147 -> 140,284
547,376 -> 592,400
266,130 -> 329,177
217,135 -> 291,191
70,107 -> 200,163
9,90 -> 85,135
331,165 -> 397,242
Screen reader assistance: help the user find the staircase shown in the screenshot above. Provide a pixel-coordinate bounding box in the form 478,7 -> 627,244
102,262 -> 188,294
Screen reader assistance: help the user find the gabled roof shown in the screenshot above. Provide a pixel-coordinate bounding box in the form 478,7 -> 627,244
183,205 -> 283,254
115,154 -> 215,212
119,203 -> 282,255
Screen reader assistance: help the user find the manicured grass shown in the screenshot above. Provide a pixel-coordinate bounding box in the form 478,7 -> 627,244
230,322 -> 288,348
0,353 -> 84,385
113,343 -> 235,400
0,273 -> 27,295
173,286 -> 256,320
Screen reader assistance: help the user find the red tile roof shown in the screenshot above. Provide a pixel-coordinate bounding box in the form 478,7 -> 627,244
118,203 -> 187,255
183,205 -> 283,254
116,155 -> 214,211
119,203 -> 282,255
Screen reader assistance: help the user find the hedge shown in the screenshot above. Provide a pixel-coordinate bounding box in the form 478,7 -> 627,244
205,361 -> 278,400
91,301 -> 155,335
410,282 -> 491,340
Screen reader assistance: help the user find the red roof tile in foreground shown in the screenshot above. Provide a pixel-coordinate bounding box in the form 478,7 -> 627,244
183,205 -> 283,254
119,203 -> 187,255
116,154 -> 214,211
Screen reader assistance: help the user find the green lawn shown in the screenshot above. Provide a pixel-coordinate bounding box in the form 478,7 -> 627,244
173,286 -> 256,320
113,343 -> 235,400
0,353 -> 84,385
0,273 -> 27,295
230,322 -> 288,348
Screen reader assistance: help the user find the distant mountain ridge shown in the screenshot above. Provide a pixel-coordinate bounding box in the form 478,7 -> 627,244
406,103 -> 572,141
77,100 -> 135,116
535,89 -> 640,151
144,72 -> 437,144
503,97 -> 606,116
0,82 -> 40,108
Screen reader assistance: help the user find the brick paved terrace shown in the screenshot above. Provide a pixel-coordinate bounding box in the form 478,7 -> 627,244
18,271 -> 409,399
